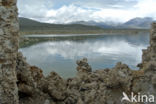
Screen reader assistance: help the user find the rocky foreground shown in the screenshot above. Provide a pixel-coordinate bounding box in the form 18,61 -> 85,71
0,0 -> 156,104
16,23 -> 156,104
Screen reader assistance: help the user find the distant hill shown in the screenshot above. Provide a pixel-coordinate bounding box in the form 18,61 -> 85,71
19,17 -> 43,26
71,21 -> 120,29
123,17 -> 154,29
19,17 -> 105,35
19,17 -> 149,35
70,17 -> 154,29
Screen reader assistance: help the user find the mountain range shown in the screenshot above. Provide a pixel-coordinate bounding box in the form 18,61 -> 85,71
19,17 -> 151,35
71,17 -> 155,29
19,17 -> 104,35
19,17 -> 154,30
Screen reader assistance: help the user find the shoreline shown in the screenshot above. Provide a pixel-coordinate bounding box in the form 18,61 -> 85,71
20,28 -> 149,36
22,31 -> 149,38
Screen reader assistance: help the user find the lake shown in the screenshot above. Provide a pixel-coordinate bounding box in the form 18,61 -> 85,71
20,33 -> 149,78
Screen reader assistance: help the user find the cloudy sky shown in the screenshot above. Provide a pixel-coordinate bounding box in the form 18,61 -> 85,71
17,0 -> 156,24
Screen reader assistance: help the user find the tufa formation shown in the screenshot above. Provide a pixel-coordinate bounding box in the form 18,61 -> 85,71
0,0 -> 156,104
0,0 -> 19,104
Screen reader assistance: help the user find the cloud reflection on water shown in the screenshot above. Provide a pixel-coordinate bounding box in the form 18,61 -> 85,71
20,34 -> 149,78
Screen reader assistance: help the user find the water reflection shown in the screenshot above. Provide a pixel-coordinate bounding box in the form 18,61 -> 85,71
20,33 -> 149,78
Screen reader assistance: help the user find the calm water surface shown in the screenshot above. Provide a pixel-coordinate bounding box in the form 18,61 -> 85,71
20,33 -> 149,78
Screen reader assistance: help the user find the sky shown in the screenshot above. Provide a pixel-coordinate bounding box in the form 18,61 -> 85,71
17,0 -> 156,24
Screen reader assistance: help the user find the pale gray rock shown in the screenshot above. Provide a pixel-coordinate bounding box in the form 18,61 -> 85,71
0,0 -> 19,103
0,0 -> 156,103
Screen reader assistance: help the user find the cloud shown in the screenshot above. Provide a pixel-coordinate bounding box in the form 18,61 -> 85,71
17,0 -> 156,23
45,5 -> 97,23
74,0 -> 138,9
20,38 -> 145,62
17,0 -> 47,19
134,0 -> 156,18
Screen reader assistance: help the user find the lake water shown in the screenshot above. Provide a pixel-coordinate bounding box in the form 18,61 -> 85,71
20,33 -> 149,78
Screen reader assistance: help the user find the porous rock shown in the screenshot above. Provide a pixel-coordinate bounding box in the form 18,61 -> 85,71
0,0 -> 156,104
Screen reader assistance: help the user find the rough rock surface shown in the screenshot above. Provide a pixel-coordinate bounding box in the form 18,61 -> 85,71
0,0 -> 19,103
142,23 -> 156,72
0,0 -> 156,104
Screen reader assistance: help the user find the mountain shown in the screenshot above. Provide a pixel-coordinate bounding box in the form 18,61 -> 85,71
70,21 -> 120,29
19,17 -> 103,29
19,17 -> 150,35
19,17 -> 154,31
19,17 -> 101,28
70,20 -> 98,26
19,17 -> 104,35
123,17 -> 154,29
70,17 -> 154,29
19,17 -> 43,26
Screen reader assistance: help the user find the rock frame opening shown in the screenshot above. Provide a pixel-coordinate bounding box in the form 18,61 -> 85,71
0,0 -> 156,104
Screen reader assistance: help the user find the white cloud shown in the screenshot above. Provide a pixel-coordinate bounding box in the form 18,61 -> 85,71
18,0 -> 156,23
74,0 -> 138,9
43,5 -> 135,23
134,0 -> 156,18
17,0 -> 53,19
45,5 -> 97,23
44,5 -> 128,23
